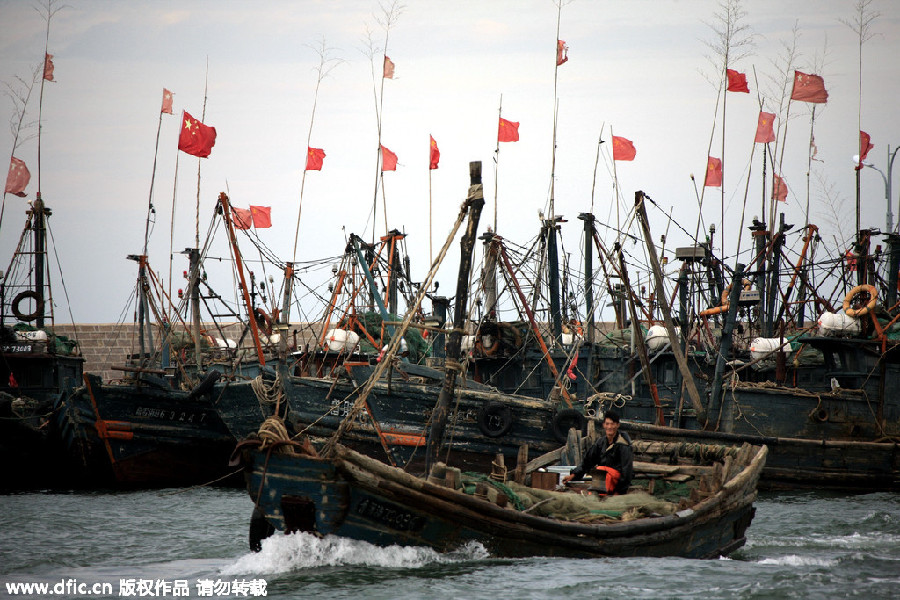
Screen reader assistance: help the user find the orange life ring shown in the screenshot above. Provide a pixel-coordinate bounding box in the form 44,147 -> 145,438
842,284 -> 877,318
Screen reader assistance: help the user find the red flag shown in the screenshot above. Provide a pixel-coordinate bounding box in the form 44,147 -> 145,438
5,157 -> 31,197
429,135 -> 440,170
43,54 -> 54,81
772,174 -> 787,202
856,131 -> 874,171
178,111 -> 217,158
383,55 -> 395,79
612,136 -> 636,161
498,117 -> 519,142
704,157 -> 722,187
726,69 -> 749,93
250,205 -> 272,228
161,88 -> 174,114
306,147 -> 325,171
381,145 -> 398,171
755,111 -> 776,143
791,71 -> 828,103
232,207 -> 252,230
556,40 -> 569,66
845,249 -> 857,272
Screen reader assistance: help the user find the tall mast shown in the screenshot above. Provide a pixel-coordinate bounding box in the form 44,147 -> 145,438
425,162 -> 484,473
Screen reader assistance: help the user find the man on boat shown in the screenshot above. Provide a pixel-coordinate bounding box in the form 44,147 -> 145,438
562,409 -> 633,494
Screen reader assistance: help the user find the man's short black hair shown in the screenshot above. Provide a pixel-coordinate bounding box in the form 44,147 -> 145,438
603,409 -> 621,423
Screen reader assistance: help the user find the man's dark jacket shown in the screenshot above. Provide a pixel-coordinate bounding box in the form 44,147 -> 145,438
570,431 -> 634,494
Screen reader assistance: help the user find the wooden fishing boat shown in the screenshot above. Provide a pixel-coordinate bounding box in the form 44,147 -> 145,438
238,423 -> 766,559
1,196 -> 85,490
52,193 -> 285,487
236,164 -> 767,558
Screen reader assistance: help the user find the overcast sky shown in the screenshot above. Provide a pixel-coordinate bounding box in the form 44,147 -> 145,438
1,0 -> 898,324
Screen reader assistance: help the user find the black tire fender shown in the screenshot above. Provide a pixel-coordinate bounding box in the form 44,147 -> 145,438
12,290 -> 43,322
476,401 -> 513,437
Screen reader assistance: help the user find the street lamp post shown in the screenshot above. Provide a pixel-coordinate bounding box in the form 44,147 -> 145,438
854,144 -> 899,233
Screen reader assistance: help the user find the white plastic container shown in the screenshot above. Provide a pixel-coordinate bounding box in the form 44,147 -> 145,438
214,337 -> 237,349
750,337 -> 792,361
325,328 -> 360,352
817,311 -> 862,337
645,325 -> 676,352
15,330 -> 48,342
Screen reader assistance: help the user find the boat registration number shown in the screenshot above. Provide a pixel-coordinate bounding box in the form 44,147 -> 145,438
356,497 -> 425,532
133,406 -> 210,423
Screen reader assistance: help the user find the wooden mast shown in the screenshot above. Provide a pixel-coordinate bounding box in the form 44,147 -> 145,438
425,161 -> 485,473
218,192 -> 265,366
634,191 -> 707,423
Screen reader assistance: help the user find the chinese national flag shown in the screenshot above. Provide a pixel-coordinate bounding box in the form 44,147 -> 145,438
232,207 -> 253,230
726,69 -> 749,93
498,117 -> 519,142
791,71 -> 828,103
178,111 -> 217,158
250,205 -> 272,228
5,157 -> 30,197
383,55 -> 395,79
704,157 -> 723,187
725,69 -> 750,94
755,111 -> 776,143
772,174 -> 787,202
161,88 -> 174,114
557,40 -> 569,66
612,136 -> 636,161
306,147 -> 325,171
429,135 -> 440,170
856,131 -> 874,171
381,145 -> 398,171
43,54 -> 54,81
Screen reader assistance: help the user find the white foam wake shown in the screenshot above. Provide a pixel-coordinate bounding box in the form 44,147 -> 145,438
757,554 -> 839,568
221,532 -> 488,575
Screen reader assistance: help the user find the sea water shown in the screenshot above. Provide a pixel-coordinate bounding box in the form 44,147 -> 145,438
1,488 -> 897,599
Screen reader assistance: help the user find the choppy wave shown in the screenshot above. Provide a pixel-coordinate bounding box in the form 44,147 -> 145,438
746,531 -> 900,550
756,554 -> 839,567
221,533 -> 489,575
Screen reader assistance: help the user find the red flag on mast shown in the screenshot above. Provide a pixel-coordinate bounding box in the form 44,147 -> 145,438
856,131 -> 874,171
43,54 -> 54,81
556,40 -> 569,66
5,157 -> 30,197
755,111 -> 776,143
178,111 -> 217,158
704,157 -> 723,187
250,206 -> 272,228
612,136 -> 636,161
726,69 -> 749,93
232,207 -> 253,230
161,89 -> 174,114
429,136 -> 440,170
383,56 -> 395,79
772,174 -> 788,202
498,118 -> 519,142
791,71 -> 828,103
306,147 -> 325,171
381,145 -> 398,171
